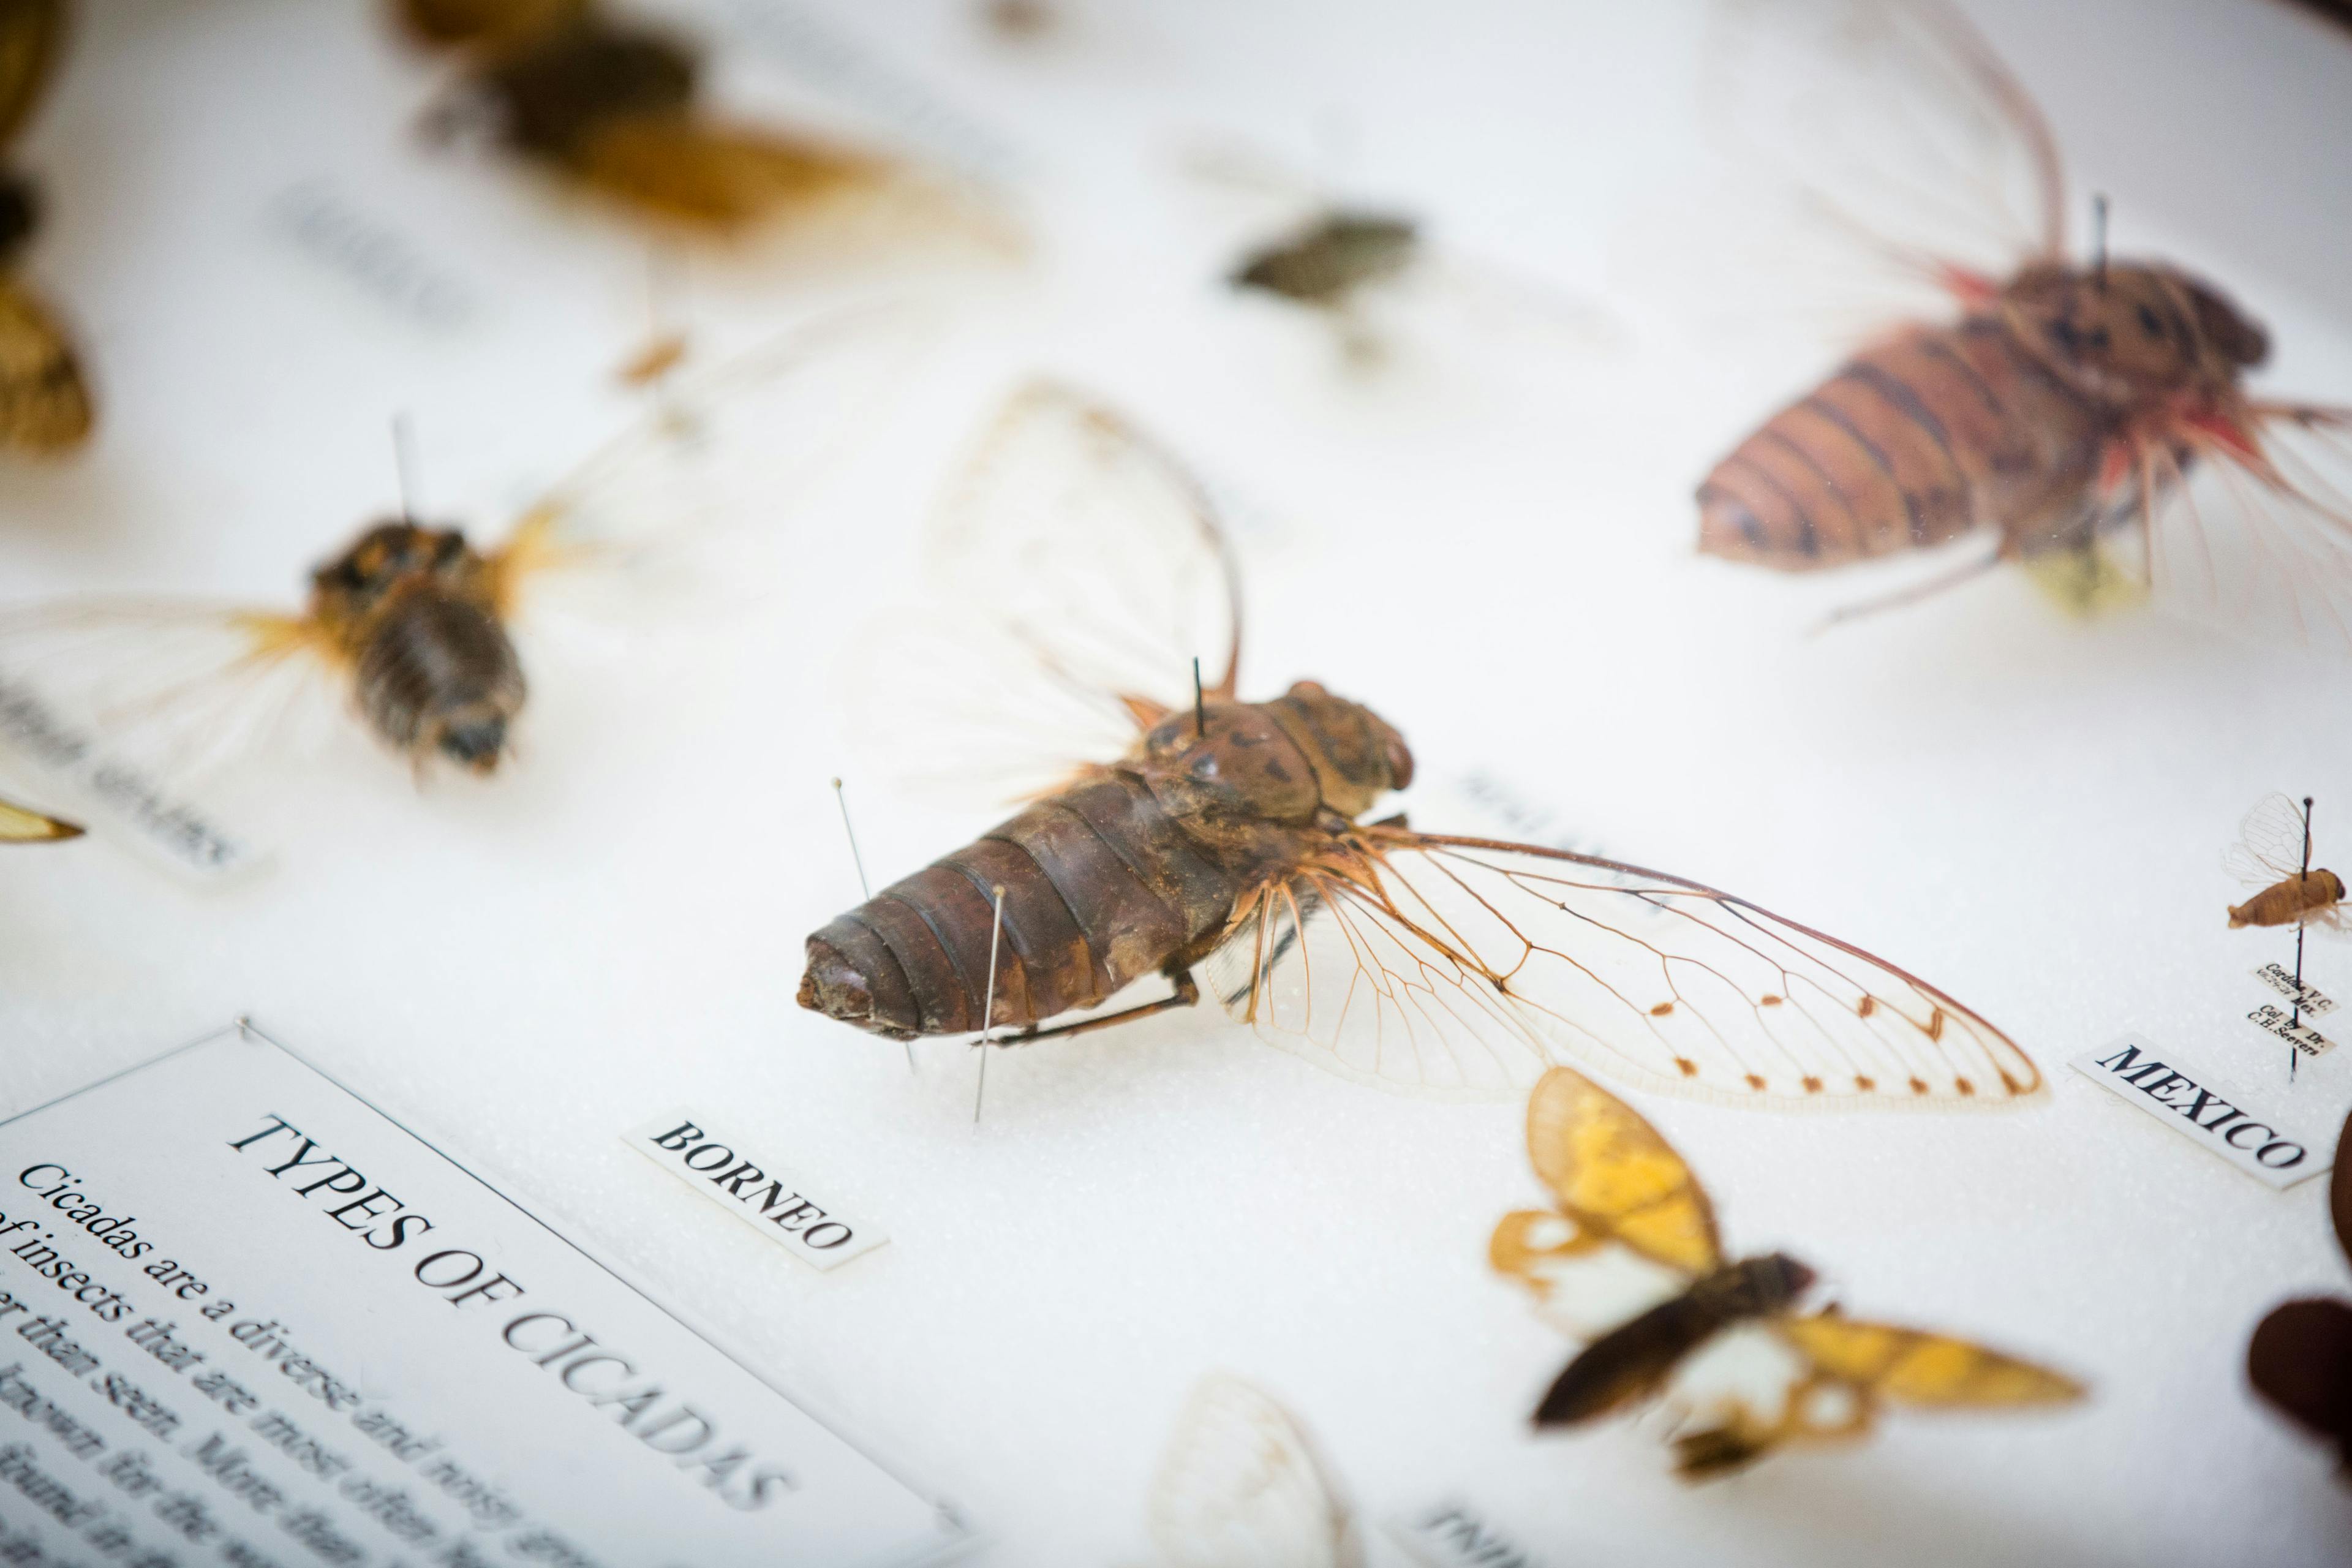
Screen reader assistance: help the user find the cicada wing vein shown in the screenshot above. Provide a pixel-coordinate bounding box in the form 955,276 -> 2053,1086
0,600 -> 342,813
489,300 -> 932,628
2225,792 -> 2312,889
2143,405 -> 2352,657
1212,830 -> 2040,1109
1145,1376 -> 1357,1568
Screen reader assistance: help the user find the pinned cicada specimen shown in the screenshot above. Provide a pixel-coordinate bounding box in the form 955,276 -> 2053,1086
803,382 -> 2041,1107
1691,0 -> 2351,647
1491,1067 -> 2082,1477
2226,794 -> 2346,935
0,306 -> 916,861
0,791 -> 75,842
1141,1376 -> 1359,1568
390,0 -> 1014,252
0,0 -> 87,454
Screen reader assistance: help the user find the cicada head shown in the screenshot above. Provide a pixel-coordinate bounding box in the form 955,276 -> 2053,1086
2000,261 -> 2269,412
1265,679 -> 1413,819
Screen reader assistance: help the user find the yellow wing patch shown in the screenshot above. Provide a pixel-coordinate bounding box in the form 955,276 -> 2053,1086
1777,1314 -> 2084,1407
571,115 -> 888,232
1525,1067 -> 1722,1276
0,275 -> 88,454
0,0 -> 62,150
0,794 -> 78,842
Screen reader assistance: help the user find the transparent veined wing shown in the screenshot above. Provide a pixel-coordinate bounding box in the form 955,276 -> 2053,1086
0,601 -> 339,875
489,298 -> 935,623
1775,1312 -> 2085,1408
0,791 -> 75,841
2225,791 -> 2312,890
1208,828 -> 2041,1108
845,380 -> 1243,805
0,0 -> 61,150
2144,404 -> 2352,658
1145,1376 -> 1359,1568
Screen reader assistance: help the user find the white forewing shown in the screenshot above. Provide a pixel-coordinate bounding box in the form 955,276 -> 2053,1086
1146,1376 -> 1357,1568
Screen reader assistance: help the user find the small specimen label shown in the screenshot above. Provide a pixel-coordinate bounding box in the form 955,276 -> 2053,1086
0,674 -> 247,877
623,1110 -> 888,1272
2252,963 -> 2337,1016
1389,1501 -> 1548,1568
2248,1005 -> 2337,1060
267,179 -> 483,333
2070,1035 -> 2332,1189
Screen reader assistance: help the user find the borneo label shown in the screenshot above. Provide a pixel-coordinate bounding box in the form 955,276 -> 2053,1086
0,1024 -> 960,1564
2070,1035 -> 2333,1190
623,1111 -> 889,1273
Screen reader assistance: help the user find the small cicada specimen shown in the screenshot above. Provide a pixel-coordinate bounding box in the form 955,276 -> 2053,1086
0,791 -> 76,842
390,0 -> 1010,249
2226,793 -> 2346,934
0,0 -> 88,455
1691,0 -> 2352,647
1491,1067 -> 2082,1478
0,307 -> 914,856
1141,1376 -> 1359,1568
803,382 -> 2042,1108
1229,209 -> 1420,314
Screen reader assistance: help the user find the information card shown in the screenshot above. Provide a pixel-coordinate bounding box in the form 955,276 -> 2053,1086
0,1025 -> 965,1567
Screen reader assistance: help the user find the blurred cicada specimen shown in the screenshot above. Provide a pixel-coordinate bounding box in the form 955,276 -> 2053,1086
0,791 -> 75,842
1691,0 -> 2351,647
2226,793 -> 2346,934
1491,1067 -> 2082,1477
2245,1108 -> 2352,1478
390,0 -> 1014,252
0,306 -> 915,861
1140,1376 -> 1359,1568
803,381 -> 2041,1107
0,0 -> 88,454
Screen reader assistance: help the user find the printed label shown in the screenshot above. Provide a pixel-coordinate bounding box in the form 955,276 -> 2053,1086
2252,963 -> 2337,1016
624,1111 -> 889,1272
2248,1005 -> 2337,1060
0,675 -> 249,878
2071,1035 -> 2333,1189
266,179 -> 483,333
1389,1499 -> 1549,1568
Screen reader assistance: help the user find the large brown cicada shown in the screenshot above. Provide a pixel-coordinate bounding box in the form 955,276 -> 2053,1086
1689,0 -> 2351,646
802,382 -> 2043,1107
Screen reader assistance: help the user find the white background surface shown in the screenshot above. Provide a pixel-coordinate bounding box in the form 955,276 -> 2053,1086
2,1 -> 2351,1564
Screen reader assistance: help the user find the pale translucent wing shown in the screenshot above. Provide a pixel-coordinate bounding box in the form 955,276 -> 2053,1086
1146,1376 -> 1355,1568
0,0 -> 62,150
1210,830 -> 2041,1109
0,601 -> 337,873
2146,406 -> 2352,658
0,792 -> 75,841
1489,1209 -> 1697,1344
1776,1314 -> 2086,1406
2225,792 -> 2310,889
491,300 -> 933,621
1708,0 -> 2062,284
851,381 -> 1243,805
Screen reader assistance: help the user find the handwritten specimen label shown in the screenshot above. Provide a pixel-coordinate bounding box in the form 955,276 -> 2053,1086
1388,1499 -> 1549,1568
0,676 -> 249,878
0,1025 -> 960,1562
624,1112 -> 889,1273
2248,1005 -> 2337,1060
2252,963 -> 2337,1016
2070,1035 -> 2332,1189
266,179 -> 483,333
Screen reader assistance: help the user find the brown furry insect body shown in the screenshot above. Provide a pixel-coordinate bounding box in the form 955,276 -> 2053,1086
799,681 -> 1411,1040
307,519 -> 526,774
1698,261 -> 2270,570
1230,211 -> 1419,310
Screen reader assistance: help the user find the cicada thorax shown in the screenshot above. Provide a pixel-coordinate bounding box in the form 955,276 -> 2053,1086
1537,1253 -> 1817,1427
1698,261 -> 2272,571
2230,869 -> 2348,930
308,519 -> 526,774
798,681 -> 1413,1041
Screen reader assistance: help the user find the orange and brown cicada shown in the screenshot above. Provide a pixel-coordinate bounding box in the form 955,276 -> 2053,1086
1491,1067 -> 2082,1477
1692,0 -> 2352,646
803,382 -> 2043,1107
0,0 -> 88,456
389,0 -> 1012,252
